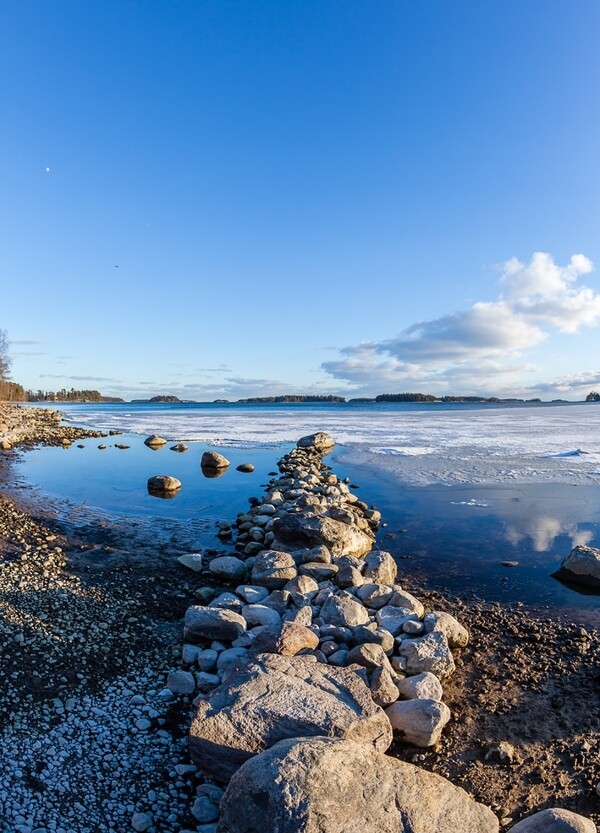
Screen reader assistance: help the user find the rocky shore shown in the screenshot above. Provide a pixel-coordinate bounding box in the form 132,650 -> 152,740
1,404 -> 599,832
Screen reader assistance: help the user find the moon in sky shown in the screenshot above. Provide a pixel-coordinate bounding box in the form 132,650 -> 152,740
45,166 -> 50,172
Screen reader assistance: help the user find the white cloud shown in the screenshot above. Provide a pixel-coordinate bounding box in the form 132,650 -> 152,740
323,252 -> 599,395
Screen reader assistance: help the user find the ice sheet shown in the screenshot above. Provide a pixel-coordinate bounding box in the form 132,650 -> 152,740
63,402 -> 600,487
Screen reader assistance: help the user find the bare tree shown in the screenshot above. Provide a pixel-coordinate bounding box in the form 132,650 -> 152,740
0,329 -> 10,380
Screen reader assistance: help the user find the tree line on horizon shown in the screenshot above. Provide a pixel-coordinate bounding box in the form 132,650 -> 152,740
2,329 -> 600,405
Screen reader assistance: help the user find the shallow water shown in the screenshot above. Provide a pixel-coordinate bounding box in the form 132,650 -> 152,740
8,413 -> 600,620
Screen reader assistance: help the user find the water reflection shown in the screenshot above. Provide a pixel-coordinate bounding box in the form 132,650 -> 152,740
201,466 -> 227,479
505,516 -> 593,552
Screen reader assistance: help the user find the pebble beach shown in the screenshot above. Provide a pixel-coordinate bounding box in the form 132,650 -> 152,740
0,403 -> 599,833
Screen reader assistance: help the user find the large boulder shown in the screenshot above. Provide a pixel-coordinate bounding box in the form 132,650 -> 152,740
272,513 -> 373,558
296,432 -> 335,453
552,545 -> 600,590
508,808 -> 597,832
189,653 -> 392,782
217,736 -> 499,833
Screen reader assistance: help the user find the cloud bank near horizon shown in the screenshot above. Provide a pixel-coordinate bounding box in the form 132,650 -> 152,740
322,252 -> 600,397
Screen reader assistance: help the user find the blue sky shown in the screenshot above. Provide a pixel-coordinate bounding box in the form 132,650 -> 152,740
2,1 -> 600,400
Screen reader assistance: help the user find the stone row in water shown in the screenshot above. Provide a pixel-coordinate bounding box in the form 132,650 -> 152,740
168,433 -> 596,833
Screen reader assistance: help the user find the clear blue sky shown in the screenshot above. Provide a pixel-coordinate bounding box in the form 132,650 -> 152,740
2,1 -> 600,400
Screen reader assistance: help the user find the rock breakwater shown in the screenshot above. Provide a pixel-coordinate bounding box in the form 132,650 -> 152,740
0,403 -> 103,450
1,409 -> 598,832
167,432 -> 597,832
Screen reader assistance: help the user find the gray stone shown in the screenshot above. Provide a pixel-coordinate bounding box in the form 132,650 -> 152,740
272,512 -> 373,558
389,588 -> 425,617
376,605 -> 419,637
241,604 -> 281,628
236,463 -> 255,472
189,653 -> 392,781
209,556 -> 247,582
191,796 -> 220,823
285,605 -> 313,626
352,625 -> 395,654
403,619 -> 425,635
398,631 -> 456,679
335,562 -> 364,588
250,621 -> 320,656
166,670 -> 196,695
209,592 -> 244,612
300,545 -> 332,564
356,583 -> 393,609
184,606 -> 247,644
251,551 -> 297,589
423,611 -> 469,648
370,666 -> 400,708
385,698 -> 451,747
197,649 -> 219,672
296,432 -> 336,453
217,646 -> 249,671
364,550 -> 397,584
299,562 -> 339,581
235,584 -> 269,604
131,813 -> 153,832
177,553 -> 204,572
196,672 -> 221,692
552,545 -> 600,590
217,736 -> 499,833
182,643 -> 200,664
283,574 -> 319,604
346,643 -> 393,675
508,808 -> 597,833
320,592 -> 370,628
396,671 -> 443,701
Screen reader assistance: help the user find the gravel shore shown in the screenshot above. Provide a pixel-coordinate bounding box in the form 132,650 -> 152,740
0,403 -> 599,831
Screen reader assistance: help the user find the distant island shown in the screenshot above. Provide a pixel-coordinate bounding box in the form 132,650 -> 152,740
236,395 -> 346,404
26,388 -> 124,403
131,395 -> 196,404
3,383 -> 600,405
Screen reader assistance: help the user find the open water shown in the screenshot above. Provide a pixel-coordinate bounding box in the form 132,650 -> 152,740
12,400 -> 600,618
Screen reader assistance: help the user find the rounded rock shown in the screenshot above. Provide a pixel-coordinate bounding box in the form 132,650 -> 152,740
147,475 -> 182,493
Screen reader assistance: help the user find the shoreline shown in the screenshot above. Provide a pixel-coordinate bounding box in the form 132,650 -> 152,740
1,404 -> 599,831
